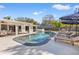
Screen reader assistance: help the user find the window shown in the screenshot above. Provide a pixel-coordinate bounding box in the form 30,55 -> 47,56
33,26 -> 36,32
18,26 -> 21,32
1,25 -> 7,30
25,26 -> 29,32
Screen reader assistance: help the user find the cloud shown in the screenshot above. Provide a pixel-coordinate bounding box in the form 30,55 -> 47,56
33,11 -> 43,15
0,5 -> 5,9
52,4 -> 70,11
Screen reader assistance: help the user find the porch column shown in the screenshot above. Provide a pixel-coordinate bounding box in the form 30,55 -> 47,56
21,25 -> 26,33
35,26 -> 37,32
7,25 -> 9,31
29,26 -> 33,34
0,24 -> 1,31
15,25 -> 18,35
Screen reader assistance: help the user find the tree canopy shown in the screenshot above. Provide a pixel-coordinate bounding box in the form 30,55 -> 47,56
15,17 -> 39,25
3,16 -> 11,20
40,15 -> 62,30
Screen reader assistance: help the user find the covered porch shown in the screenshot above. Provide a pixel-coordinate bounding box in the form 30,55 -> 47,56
0,20 -> 37,36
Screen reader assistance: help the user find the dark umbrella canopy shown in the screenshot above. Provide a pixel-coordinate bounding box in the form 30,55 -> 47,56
61,20 -> 79,24
60,12 -> 79,24
59,12 -> 79,36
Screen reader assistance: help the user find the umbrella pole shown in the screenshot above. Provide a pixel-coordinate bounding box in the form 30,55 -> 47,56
70,24 -> 71,31
66,24 -> 67,31
70,24 -> 72,31
77,25 -> 79,36
76,24 -> 77,36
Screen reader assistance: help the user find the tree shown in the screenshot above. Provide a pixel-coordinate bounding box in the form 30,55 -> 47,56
42,15 -> 54,21
42,14 -> 54,25
41,15 -> 63,31
3,16 -> 11,20
40,14 -> 55,30
15,17 -> 25,21
15,17 -> 39,25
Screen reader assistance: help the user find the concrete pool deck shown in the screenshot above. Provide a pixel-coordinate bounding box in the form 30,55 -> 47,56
0,33 -> 79,55
0,34 -> 53,55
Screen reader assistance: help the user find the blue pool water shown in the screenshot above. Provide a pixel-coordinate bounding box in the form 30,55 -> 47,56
13,32 -> 55,46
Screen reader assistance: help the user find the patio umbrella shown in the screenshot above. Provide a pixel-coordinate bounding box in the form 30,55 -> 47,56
59,12 -> 79,36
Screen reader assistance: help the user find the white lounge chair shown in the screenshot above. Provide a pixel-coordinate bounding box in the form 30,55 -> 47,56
54,32 -> 79,46
0,30 -> 7,37
7,30 -> 15,35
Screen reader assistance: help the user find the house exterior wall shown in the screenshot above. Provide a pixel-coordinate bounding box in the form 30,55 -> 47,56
20,25 -> 37,34
0,20 -> 37,35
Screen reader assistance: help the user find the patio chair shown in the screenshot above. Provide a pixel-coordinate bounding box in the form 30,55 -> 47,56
0,30 -> 7,37
19,31 -> 28,34
54,32 -> 79,46
59,30 -> 72,36
7,30 -> 15,35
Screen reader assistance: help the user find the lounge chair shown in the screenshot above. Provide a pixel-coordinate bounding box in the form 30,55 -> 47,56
59,30 -> 73,35
0,30 -> 7,37
54,32 -> 79,46
7,30 -> 15,35
18,31 -> 28,34
70,36 -> 79,45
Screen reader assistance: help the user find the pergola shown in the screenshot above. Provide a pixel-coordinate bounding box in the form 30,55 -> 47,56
60,12 -> 79,36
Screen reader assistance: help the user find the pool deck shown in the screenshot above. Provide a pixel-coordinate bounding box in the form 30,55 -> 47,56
0,32 -> 79,55
0,34 -> 53,55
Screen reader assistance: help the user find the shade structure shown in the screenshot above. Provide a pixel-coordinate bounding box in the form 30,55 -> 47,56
61,20 -> 79,24
59,12 -> 79,36
60,12 -> 79,24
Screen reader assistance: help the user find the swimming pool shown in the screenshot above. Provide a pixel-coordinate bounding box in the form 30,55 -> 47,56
13,32 -> 55,46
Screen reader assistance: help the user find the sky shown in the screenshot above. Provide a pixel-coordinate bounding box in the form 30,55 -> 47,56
0,3 -> 79,23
